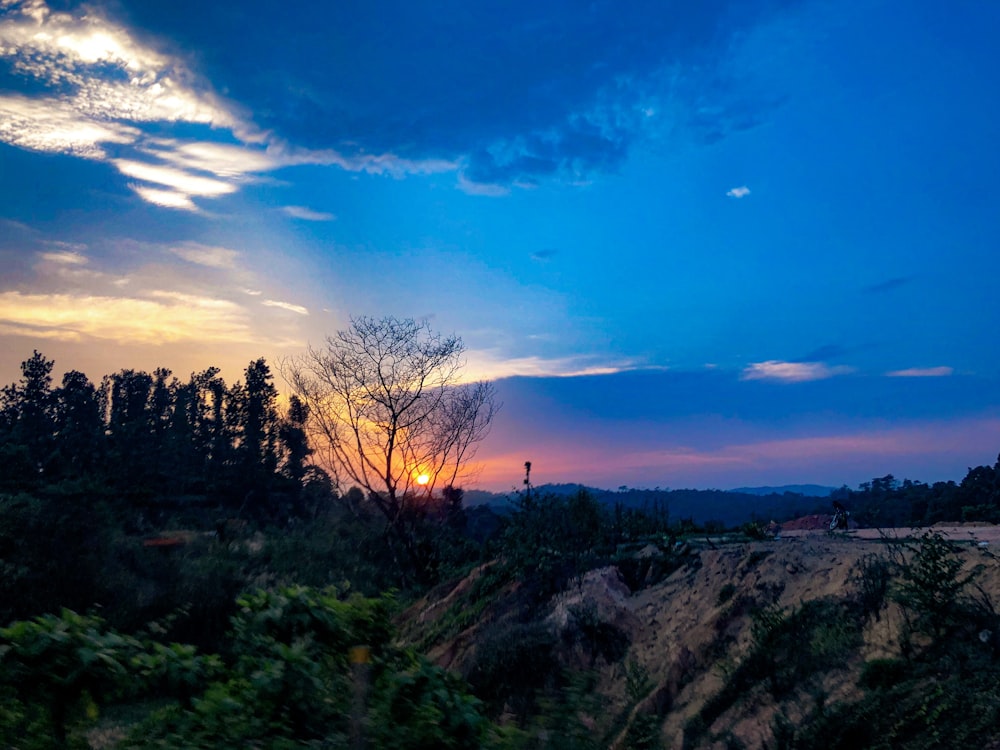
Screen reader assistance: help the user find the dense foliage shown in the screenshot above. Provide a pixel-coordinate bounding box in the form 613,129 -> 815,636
0,588 -> 495,749
4,350 -> 1000,748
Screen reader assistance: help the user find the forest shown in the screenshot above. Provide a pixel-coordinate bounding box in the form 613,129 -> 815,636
2,345 -> 1000,749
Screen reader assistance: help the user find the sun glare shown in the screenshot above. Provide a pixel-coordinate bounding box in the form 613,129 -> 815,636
415,473 -> 430,486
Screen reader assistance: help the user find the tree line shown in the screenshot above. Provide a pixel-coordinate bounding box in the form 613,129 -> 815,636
835,464 -> 1000,528
0,350 -> 311,516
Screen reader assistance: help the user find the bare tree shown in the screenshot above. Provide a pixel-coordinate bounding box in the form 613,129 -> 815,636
283,316 -> 498,575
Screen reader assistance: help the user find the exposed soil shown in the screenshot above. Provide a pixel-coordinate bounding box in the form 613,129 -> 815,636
408,524 -> 1000,749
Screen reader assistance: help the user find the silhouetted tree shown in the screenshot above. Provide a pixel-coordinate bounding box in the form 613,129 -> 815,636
0,350 -> 56,484
225,359 -> 279,509
52,370 -> 102,477
279,395 -> 312,485
283,316 -> 499,582
100,369 -> 155,489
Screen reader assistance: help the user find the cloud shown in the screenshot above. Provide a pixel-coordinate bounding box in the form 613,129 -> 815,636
2,0 -> 801,199
0,94 -> 140,158
114,159 -> 237,207
465,352 -> 641,381
887,367 -> 954,378
108,0 -> 798,190
0,1 -> 453,210
168,243 -> 240,269
726,185 -> 751,198
456,173 -> 510,197
38,250 -> 88,266
0,290 -> 253,344
262,299 -> 309,316
282,205 -> 336,222
129,186 -> 196,210
741,360 -> 853,383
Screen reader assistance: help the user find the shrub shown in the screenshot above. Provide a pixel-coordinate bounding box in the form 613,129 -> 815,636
851,552 -> 892,623
892,531 -> 980,644
465,620 -> 560,720
0,609 -> 141,747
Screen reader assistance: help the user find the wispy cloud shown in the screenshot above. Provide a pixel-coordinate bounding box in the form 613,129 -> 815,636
887,366 -> 954,378
38,250 -> 88,266
114,159 -> 237,205
262,299 -> 309,316
456,173 -> 510,197
726,185 -> 751,198
168,243 -> 240,269
465,352 -> 642,381
0,290 -> 253,344
741,360 -> 853,383
282,205 -> 336,222
129,186 -> 196,210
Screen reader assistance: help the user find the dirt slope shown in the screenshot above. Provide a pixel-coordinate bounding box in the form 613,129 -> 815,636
404,529 -> 1000,749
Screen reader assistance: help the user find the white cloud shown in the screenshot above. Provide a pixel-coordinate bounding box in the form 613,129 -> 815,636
740,360 -> 853,383
0,94 -> 140,157
887,366 -> 954,378
130,186 -> 196,210
262,299 -> 309,315
114,159 -> 236,197
726,185 -> 751,198
464,351 -> 642,381
38,250 -> 87,265
143,138 -> 284,177
282,205 -> 336,221
169,243 -> 241,269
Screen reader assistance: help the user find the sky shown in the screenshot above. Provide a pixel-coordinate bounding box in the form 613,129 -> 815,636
1,0 -> 999,492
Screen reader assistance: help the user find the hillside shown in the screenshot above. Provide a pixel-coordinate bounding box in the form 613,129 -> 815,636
402,527 -> 1000,749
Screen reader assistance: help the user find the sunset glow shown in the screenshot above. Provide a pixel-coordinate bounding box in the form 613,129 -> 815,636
2,0 -> 999,492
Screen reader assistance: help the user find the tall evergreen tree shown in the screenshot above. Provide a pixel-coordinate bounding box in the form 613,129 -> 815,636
279,394 -> 312,485
0,350 -> 56,485
52,370 -> 102,478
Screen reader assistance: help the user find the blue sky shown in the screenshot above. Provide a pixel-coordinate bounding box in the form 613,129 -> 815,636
2,0 -> 999,490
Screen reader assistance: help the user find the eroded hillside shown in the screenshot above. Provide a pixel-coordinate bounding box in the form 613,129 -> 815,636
402,530 -> 1000,749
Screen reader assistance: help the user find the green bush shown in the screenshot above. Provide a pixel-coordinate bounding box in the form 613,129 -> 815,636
0,609 -> 141,747
125,585 -> 496,749
892,531 -> 978,642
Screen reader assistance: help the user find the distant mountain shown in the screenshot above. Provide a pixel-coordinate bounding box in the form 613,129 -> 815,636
730,484 -> 837,498
462,483 -> 831,526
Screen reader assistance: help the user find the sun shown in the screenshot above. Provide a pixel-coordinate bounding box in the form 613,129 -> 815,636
415,473 -> 430,486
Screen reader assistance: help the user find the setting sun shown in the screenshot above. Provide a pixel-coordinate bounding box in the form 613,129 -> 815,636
415,473 -> 430,486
